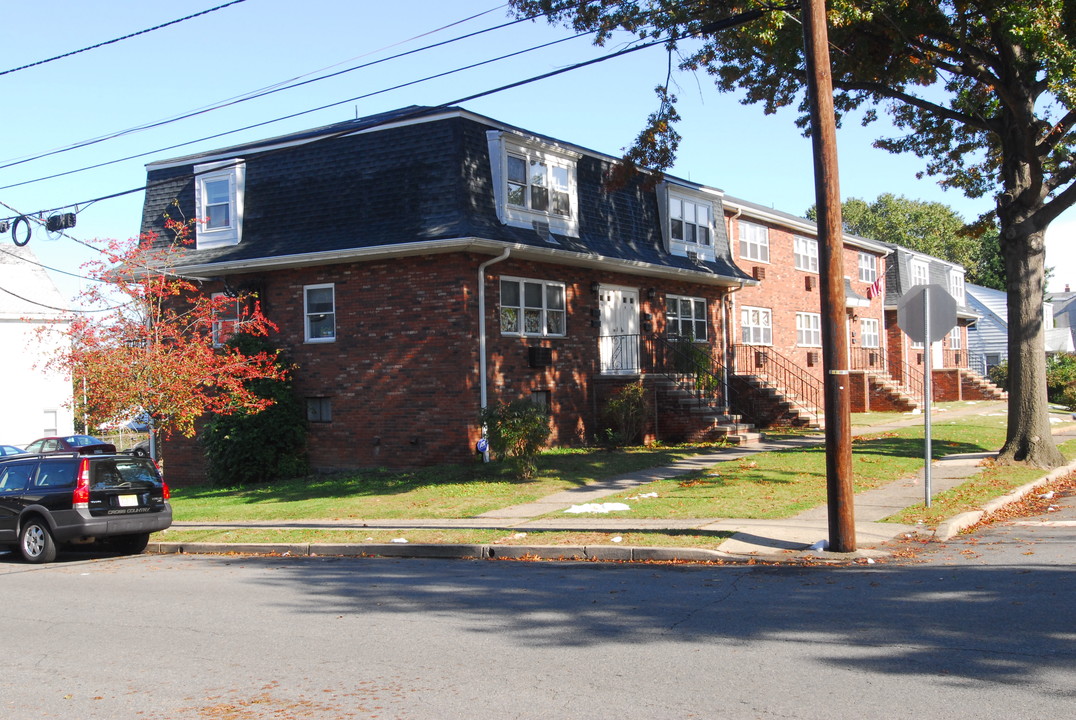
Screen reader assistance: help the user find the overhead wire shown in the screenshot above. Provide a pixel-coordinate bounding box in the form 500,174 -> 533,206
0,4 -> 529,172
0,0 -> 251,78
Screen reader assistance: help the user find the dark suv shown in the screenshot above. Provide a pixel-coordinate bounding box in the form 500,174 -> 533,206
0,452 -> 172,563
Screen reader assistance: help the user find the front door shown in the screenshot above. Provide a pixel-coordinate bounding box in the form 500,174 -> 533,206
599,286 -> 640,374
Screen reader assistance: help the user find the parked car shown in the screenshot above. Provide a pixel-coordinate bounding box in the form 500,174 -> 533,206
128,439 -> 150,458
0,445 -> 25,456
23,435 -> 116,455
0,452 -> 172,563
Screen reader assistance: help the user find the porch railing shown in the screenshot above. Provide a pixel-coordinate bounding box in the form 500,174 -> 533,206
849,346 -> 887,372
731,343 -> 822,416
642,335 -> 727,408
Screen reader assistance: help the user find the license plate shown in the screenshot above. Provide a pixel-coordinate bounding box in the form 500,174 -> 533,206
117,495 -> 139,507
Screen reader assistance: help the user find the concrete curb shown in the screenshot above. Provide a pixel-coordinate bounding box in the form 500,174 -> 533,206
931,457 -> 1076,541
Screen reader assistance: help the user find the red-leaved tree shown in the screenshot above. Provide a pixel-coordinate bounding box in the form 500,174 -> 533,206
40,219 -> 285,442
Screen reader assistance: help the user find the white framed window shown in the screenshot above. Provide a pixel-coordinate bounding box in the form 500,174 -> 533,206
194,159 -> 244,249
796,312 -> 822,347
304,284 -> 336,343
794,236 -> 818,273
950,326 -> 962,350
499,277 -> 566,337
487,131 -> 580,237
948,270 -> 965,304
741,306 -> 772,345
858,252 -> 878,283
670,197 -> 711,247
738,220 -> 770,262
211,292 -> 243,347
911,259 -> 929,287
667,295 -> 707,340
861,318 -> 880,348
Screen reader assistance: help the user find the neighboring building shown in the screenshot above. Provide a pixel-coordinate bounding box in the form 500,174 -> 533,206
974,284 -> 1075,373
1048,284 -> 1076,354
141,106 -> 759,483
0,245 -> 74,447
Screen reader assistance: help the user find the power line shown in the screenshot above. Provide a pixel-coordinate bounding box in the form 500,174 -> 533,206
0,29 -> 591,193
0,0 -> 251,78
2,7 -> 774,224
0,4 -> 528,173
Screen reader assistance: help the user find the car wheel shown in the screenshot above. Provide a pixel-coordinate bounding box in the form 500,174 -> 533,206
111,532 -> 150,555
132,448 -> 148,458
20,519 -> 57,564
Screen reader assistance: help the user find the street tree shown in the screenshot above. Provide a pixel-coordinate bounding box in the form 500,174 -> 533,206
513,0 -> 1075,467
39,220 -> 286,444
809,193 -> 1006,290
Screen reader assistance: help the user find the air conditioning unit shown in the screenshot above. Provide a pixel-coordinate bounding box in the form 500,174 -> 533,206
528,346 -> 553,368
753,266 -> 766,280
807,351 -> 819,366
805,275 -> 815,291
686,250 -> 699,263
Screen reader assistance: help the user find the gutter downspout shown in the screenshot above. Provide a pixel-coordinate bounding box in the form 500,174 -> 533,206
478,248 -> 511,461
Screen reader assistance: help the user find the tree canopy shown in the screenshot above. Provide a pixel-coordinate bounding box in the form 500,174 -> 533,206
513,0 -> 1075,467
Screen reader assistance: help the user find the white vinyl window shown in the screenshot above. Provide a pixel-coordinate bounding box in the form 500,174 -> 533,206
858,252 -> 878,283
500,277 -> 566,337
950,326 -> 962,350
667,295 -> 707,340
670,197 -> 711,246
911,259 -> 929,287
738,220 -> 770,262
796,312 -> 822,347
794,236 -> 819,273
194,160 -> 244,249
304,284 -> 336,343
948,270 -> 965,304
211,292 -> 243,347
741,306 -> 772,345
488,131 -> 580,237
861,318 -> 880,348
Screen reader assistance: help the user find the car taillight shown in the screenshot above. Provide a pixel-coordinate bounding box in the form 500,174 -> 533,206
162,481 -> 171,500
73,458 -> 91,507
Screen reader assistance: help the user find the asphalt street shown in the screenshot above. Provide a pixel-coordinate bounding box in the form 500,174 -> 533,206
2,488 -> 1073,720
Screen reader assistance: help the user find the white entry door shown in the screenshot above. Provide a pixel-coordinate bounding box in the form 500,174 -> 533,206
599,286 -> 640,374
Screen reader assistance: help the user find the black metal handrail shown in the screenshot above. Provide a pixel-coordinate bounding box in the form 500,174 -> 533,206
643,335 -> 727,408
849,346 -> 887,372
899,360 -> 926,406
731,343 -> 822,416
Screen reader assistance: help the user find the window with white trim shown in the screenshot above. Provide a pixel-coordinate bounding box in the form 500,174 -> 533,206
948,270 -> 965,304
194,160 -> 244,249
741,306 -> 772,345
304,284 -> 336,343
858,252 -> 878,283
499,277 -> 566,337
487,131 -> 580,237
211,292 -> 244,347
667,295 -> 707,340
670,197 -> 711,246
794,236 -> 818,273
949,326 -> 962,350
738,220 -> 770,262
911,259 -> 929,287
861,318 -> 880,348
796,312 -> 822,347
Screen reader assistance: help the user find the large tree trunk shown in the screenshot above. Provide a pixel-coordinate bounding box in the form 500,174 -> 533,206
997,226 -> 1065,468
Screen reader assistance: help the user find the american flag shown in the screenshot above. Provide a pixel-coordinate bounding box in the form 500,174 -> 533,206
866,277 -> 884,299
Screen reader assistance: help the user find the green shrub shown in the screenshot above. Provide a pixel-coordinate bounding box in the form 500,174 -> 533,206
479,400 -> 551,478
604,381 -> 647,446
1047,352 -> 1076,404
202,334 -> 307,485
987,361 -> 1008,391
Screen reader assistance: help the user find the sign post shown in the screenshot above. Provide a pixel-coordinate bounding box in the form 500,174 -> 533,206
896,284 -> 957,507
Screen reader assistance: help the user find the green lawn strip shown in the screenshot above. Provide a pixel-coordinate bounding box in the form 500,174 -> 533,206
154,527 -> 733,549
883,437 -> 1076,525
169,446 -> 704,522
582,413 -> 1010,520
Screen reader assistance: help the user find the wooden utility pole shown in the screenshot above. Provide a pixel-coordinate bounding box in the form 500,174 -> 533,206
801,0 -> 856,551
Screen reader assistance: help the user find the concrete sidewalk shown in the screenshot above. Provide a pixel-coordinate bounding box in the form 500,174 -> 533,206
164,401 -> 1076,563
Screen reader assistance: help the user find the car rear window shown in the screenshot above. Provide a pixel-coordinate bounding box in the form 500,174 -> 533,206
90,458 -> 162,489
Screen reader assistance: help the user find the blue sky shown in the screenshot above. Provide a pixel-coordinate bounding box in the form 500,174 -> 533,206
2,0 -> 1073,305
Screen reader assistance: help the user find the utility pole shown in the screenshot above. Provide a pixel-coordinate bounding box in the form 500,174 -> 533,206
802,0 -> 856,552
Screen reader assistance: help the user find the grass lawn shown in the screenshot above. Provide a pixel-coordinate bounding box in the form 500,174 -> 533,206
161,405 -> 1076,548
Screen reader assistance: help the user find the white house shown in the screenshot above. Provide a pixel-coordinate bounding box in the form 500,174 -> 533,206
966,282 -> 1074,374
0,245 -> 74,447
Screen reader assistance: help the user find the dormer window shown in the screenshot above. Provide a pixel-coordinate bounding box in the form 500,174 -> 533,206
656,183 -> 720,261
948,269 -> 965,304
488,131 -> 580,237
194,159 -> 244,249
